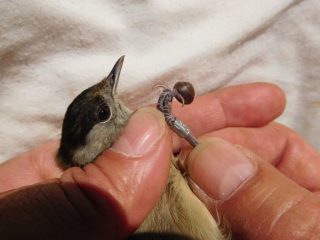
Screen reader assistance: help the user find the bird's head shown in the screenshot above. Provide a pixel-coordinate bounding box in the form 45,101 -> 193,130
57,56 -> 131,168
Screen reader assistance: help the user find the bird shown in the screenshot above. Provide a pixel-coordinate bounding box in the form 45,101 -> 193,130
57,56 -> 228,240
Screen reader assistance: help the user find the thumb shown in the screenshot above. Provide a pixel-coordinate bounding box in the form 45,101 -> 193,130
60,107 -> 172,238
187,137 -> 320,240
0,108 -> 172,240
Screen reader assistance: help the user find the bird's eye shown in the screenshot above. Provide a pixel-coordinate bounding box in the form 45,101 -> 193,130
98,105 -> 111,123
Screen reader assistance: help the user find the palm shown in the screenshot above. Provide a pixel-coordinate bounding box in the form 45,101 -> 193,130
0,140 -> 63,192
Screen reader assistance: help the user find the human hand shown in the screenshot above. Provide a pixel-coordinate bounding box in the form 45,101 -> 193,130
0,83 -> 286,239
184,122 -> 320,239
0,107 -> 173,239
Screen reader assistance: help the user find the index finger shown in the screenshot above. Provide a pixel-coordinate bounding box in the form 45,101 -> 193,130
172,82 -> 286,151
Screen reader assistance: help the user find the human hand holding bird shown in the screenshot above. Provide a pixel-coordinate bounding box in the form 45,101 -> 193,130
1,58 -> 319,240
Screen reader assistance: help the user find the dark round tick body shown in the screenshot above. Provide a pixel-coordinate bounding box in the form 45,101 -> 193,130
173,81 -> 195,105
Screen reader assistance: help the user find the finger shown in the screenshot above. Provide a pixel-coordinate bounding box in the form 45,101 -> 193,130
187,137 -> 320,240
0,108 -> 172,239
204,122 -> 320,191
171,82 -> 286,151
0,140 -> 62,192
61,107 -> 172,237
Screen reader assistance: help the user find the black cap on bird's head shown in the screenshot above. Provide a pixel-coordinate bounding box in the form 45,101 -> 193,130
57,56 -> 131,168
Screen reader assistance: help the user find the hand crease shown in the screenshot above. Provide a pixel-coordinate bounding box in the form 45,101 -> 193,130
59,179 -> 87,221
268,197 -> 303,235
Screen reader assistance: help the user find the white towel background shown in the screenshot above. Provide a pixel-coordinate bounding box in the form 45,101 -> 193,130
0,0 -> 319,162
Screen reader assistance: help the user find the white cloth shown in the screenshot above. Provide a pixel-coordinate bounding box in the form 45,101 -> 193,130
0,0 -> 319,162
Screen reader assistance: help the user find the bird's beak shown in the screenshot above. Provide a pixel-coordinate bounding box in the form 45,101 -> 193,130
110,55 -> 125,94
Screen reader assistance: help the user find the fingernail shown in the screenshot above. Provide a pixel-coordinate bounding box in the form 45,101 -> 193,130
111,107 -> 165,157
188,137 -> 255,200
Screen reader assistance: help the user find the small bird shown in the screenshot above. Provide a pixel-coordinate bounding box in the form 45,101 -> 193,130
57,56 -> 227,240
